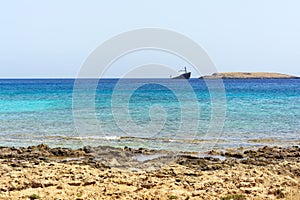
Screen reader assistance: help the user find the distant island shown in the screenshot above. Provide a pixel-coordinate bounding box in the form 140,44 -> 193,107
199,72 -> 299,79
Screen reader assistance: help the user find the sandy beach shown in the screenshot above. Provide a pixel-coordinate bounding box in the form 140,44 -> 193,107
0,144 -> 299,200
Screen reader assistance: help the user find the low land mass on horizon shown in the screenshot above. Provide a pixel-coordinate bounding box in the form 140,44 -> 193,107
199,72 -> 299,79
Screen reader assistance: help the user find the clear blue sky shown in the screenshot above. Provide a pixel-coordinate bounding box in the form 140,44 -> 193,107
0,0 -> 300,78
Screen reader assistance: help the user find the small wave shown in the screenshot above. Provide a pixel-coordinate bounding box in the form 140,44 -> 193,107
119,136 -> 227,144
43,135 -> 121,140
1,134 -> 229,145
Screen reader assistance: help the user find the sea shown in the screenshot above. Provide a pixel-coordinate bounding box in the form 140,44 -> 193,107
0,78 -> 299,152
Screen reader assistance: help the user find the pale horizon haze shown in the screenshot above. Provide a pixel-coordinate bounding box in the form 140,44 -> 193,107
0,0 -> 300,78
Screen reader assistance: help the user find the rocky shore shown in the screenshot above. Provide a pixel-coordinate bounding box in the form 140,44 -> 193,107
0,144 -> 299,199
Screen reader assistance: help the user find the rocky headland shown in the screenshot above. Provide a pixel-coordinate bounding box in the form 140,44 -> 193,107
0,144 -> 299,199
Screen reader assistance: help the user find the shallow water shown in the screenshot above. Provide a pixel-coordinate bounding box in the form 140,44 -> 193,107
0,78 -> 299,151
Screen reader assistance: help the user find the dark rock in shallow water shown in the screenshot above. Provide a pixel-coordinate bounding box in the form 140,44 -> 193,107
123,146 -> 132,152
50,148 -> 69,156
175,155 -> 223,171
0,144 -> 299,171
224,152 -> 244,159
36,144 -> 50,150
83,146 -> 94,153
243,146 -> 300,161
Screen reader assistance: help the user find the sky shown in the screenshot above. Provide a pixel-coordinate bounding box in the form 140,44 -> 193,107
0,0 -> 300,78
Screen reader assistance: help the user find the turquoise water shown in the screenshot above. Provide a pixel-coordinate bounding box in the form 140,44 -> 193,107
0,79 -> 299,151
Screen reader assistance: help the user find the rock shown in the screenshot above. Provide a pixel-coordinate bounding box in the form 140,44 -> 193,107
83,180 -> 96,186
268,189 -> 286,198
36,144 -> 50,150
50,148 -> 68,156
83,146 -> 94,153
68,182 -> 82,186
31,181 -> 42,188
108,158 -> 121,167
56,185 -> 63,189
225,152 -> 244,159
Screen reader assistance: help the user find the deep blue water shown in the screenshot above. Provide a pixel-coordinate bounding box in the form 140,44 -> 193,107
0,78 -> 299,151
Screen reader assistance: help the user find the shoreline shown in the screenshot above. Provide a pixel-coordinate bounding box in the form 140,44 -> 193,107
0,144 -> 299,199
1,136 -> 299,153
